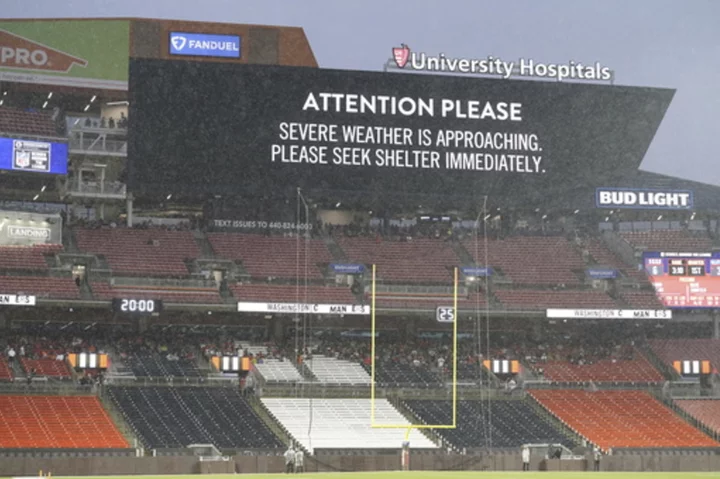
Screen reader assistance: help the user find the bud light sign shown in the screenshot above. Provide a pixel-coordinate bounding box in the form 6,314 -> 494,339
596,188 -> 693,210
169,32 -> 241,58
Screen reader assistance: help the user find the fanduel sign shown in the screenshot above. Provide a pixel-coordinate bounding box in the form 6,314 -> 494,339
170,32 -> 241,58
237,302 -> 369,315
596,188 -> 693,210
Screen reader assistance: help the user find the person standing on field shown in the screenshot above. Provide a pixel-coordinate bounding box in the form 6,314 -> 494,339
521,445 -> 530,471
294,448 -> 304,473
284,445 -> 295,474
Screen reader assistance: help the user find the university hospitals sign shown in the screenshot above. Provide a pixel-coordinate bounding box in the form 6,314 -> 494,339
391,44 -> 612,82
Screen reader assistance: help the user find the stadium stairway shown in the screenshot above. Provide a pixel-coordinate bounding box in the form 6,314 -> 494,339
638,344 -> 680,381
450,240 -> 474,266
193,230 -> 216,259
245,394 -> 293,449
99,392 -> 141,448
387,396 -> 441,446
324,235 -> 348,263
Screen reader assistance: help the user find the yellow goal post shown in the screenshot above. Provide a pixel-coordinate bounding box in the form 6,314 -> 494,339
369,264 -> 458,439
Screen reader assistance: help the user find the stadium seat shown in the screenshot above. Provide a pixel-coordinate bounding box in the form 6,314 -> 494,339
0,358 -> 13,381
254,359 -> 304,382
0,244 -> 62,272
619,230 -> 713,252
620,290 -> 664,309
304,356 -> 371,385
372,291 -> 486,310
464,236 -> 584,285
123,353 -> 201,377
494,289 -> 616,310
337,236 -> 459,284
92,282 -> 222,304
0,395 -> 128,449
0,107 -> 59,137
74,228 -> 200,277
404,399 -> 578,449
262,398 -> 437,453
0,275 -> 80,299
107,386 -> 282,449
20,358 -> 72,378
208,233 -> 332,279
649,339 -> 720,373
538,351 -> 664,383
675,399 -> 720,435
584,239 -> 647,281
531,389 -> 719,451
372,362 -> 443,388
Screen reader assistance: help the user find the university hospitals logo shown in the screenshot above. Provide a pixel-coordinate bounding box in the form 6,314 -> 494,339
170,35 -> 187,52
392,44 -> 410,68
390,42 -> 612,82
0,29 -> 88,73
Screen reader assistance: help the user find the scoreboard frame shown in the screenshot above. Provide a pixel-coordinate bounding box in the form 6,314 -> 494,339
644,251 -> 720,309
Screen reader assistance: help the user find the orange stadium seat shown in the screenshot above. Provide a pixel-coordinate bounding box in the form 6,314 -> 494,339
619,230 -> 713,252
0,358 -> 13,381
0,276 -> 80,299
74,228 -> 200,277
0,244 -> 63,272
494,289 -> 616,309
338,236 -> 458,283
0,395 -> 128,449
0,107 -> 58,137
463,236 -> 584,285
531,389 -> 719,451
208,233 -> 332,279
675,399 -> 720,435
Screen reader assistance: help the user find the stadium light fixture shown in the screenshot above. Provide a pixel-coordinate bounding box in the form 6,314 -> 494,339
47,92 -> 53,99
83,104 -> 90,112
657,215 -> 663,221
106,101 -> 129,106
40,185 -> 46,192
573,209 -> 580,214
42,101 -> 48,109
604,216 -> 609,222
32,194 -> 39,201
335,202 -> 341,208
542,214 -> 548,219
166,194 -> 172,200
2,91 -> 6,96
484,214 -> 491,221
0,99 -> 4,106
90,95 -> 97,103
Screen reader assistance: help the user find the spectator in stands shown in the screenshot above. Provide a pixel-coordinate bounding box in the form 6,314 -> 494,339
7,347 -> 15,364
593,447 -> 601,471
100,117 -> 107,128
294,448 -> 304,473
108,117 -> 116,129
284,445 -> 295,474
119,111 -> 128,128
521,445 -> 530,471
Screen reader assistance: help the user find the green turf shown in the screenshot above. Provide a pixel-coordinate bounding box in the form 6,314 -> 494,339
33,472 -> 720,479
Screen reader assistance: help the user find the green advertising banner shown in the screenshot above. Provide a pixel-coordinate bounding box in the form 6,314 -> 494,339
0,19 -> 129,90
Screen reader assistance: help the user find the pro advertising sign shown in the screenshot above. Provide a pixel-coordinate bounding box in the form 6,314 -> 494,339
0,20 -> 129,90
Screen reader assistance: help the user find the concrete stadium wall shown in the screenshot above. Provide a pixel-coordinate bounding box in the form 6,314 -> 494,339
1,452 -> 720,475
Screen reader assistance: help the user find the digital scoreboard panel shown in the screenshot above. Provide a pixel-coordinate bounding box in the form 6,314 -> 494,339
644,252 -> 720,308
112,298 -> 163,315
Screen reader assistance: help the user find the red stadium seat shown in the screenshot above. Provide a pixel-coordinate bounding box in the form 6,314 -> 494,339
0,107 -> 58,137
0,244 -> 63,272
619,230 -> 713,253
20,358 -> 72,378
0,276 -> 80,299
649,339 -> 720,373
0,395 -> 128,449
675,399 -> 720,435
494,289 -> 616,310
92,282 -> 222,304
231,283 -> 357,304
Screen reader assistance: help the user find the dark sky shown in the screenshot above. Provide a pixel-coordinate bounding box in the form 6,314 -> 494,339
6,0 -> 719,185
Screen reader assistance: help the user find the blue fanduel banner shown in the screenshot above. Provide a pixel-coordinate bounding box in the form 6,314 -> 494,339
169,32 -> 241,58
330,263 -> 366,274
595,188 -> 693,210
586,268 -> 619,279
461,266 -> 493,277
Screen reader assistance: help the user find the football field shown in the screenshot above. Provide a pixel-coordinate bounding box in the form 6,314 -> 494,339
33,472 -> 720,479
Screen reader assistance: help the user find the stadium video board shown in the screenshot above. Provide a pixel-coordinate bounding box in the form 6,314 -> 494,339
644,252 -> 720,308
128,59 -> 673,199
0,138 -> 68,175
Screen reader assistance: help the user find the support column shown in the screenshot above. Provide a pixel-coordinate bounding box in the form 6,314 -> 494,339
126,193 -> 134,227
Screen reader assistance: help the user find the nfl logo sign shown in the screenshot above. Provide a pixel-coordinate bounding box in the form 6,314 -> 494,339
392,44 -> 410,68
436,306 -> 455,323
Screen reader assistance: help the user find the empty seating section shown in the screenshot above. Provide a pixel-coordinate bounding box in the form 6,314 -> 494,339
539,353 -> 663,383
338,237 -> 457,283
0,107 -> 59,137
20,358 -> 72,378
75,228 -> 199,277
585,239 -> 646,281
620,230 -> 713,252
124,354 -> 200,377
620,290 -> 664,309
0,395 -> 128,448
262,398 -> 437,453
0,276 -> 79,299
0,358 -> 13,381
208,234 -> 331,279
465,237 -> 584,285
373,291 -> 486,309
404,399 -> 577,449
0,245 -> 62,271
494,289 -> 616,310
373,363 -> 442,387
108,386 -> 282,449
531,390 -> 718,451
231,283 -> 356,303
305,356 -> 371,385
91,282 -> 222,303
675,400 -> 720,435
254,359 -> 303,382
649,339 -> 720,373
